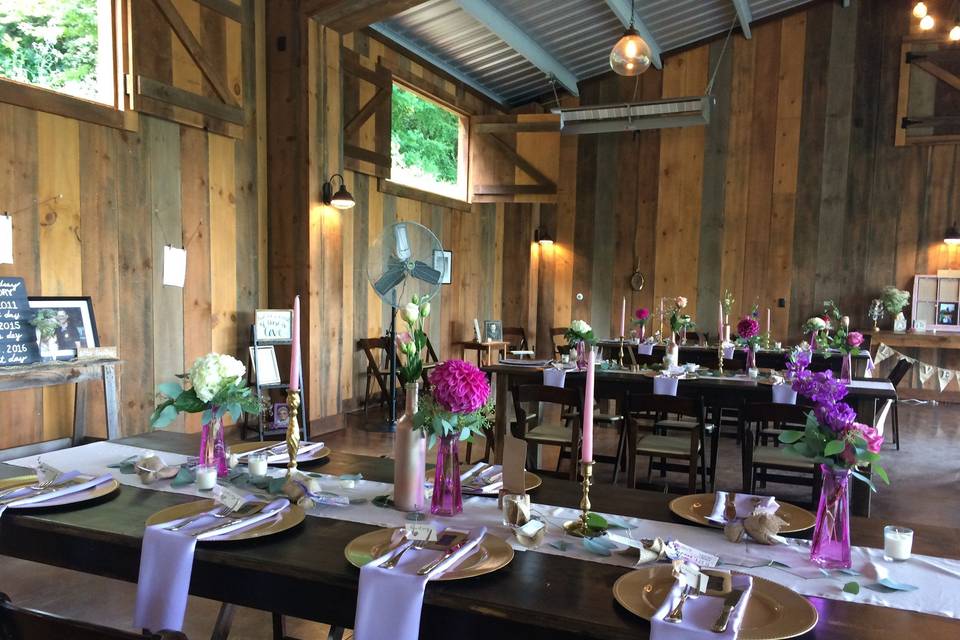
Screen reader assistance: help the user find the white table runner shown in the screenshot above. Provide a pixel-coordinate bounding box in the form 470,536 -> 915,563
7,441 -> 960,619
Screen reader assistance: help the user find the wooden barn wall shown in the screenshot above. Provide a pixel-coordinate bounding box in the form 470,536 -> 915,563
506,0 -> 960,394
0,0 -> 265,449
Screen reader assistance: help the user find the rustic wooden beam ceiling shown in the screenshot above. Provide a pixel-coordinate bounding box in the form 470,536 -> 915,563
301,0 -> 430,32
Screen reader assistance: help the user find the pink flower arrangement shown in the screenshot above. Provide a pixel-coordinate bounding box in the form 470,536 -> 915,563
737,316 -> 760,340
675,296 -> 688,309
846,331 -> 863,348
635,307 -> 650,321
429,359 -> 490,414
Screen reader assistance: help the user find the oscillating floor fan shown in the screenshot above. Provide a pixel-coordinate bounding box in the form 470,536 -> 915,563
366,221 -> 443,431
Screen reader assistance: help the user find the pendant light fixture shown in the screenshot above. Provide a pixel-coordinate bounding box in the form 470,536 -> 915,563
609,0 -> 652,76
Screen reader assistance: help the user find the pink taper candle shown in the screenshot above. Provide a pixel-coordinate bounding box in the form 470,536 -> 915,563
581,347 -> 595,462
766,308 -> 771,339
289,295 -> 301,391
620,296 -> 626,337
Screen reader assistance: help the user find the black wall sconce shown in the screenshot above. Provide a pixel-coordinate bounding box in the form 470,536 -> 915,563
322,174 -> 355,210
534,227 -> 554,246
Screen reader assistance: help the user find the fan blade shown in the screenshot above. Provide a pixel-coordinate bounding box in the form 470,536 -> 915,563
411,261 -> 442,285
373,266 -> 406,297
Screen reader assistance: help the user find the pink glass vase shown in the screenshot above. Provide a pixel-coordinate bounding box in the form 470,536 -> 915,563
840,353 -> 852,383
811,464 -> 852,568
431,434 -> 463,516
394,383 -> 426,512
575,340 -> 587,370
199,413 -> 229,477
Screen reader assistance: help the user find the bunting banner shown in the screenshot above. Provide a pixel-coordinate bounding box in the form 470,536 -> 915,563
867,343 -> 960,393
918,362 -> 936,385
938,368 -> 955,392
874,343 -> 896,365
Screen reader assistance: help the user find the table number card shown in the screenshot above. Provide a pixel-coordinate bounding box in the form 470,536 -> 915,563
0,215 -> 12,264
0,277 -> 41,366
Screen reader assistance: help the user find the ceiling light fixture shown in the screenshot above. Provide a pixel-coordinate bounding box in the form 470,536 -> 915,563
945,223 -> 960,245
920,13 -> 936,30
609,0 -> 652,76
913,2 -> 928,19
534,227 -> 554,246
322,174 -> 355,210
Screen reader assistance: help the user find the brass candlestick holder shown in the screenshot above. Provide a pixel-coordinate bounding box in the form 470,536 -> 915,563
285,389 -> 301,477
618,336 -> 625,368
717,342 -> 725,376
563,460 -> 602,538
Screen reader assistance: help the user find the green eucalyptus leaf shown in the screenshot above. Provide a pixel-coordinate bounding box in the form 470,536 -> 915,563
843,581 -> 860,595
158,382 -> 183,400
585,512 -> 608,530
458,428 -> 471,441
779,430 -> 804,444
851,470 -> 877,492
152,404 -> 178,429
824,440 -> 845,457
174,389 -> 206,413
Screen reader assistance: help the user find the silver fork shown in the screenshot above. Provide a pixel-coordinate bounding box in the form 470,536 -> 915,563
382,540 -> 426,569
166,504 -> 238,531
0,478 -> 59,500
664,586 -> 693,624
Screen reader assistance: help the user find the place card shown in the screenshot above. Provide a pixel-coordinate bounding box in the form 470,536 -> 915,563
404,524 -> 438,542
664,540 -> 720,568
0,215 -> 12,264
162,245 -> 187,288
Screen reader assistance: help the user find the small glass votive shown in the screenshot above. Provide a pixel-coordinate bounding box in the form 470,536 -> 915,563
884,525 -> 913,561
247,452 -> 268,477
195,464 -> 217,490
501,493 -> 530,527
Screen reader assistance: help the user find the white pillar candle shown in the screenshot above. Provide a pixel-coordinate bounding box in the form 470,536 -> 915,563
883,525 -> 913,561
247,453 -> 268,477
195,465 -> 217,490
620,296 -> 626,338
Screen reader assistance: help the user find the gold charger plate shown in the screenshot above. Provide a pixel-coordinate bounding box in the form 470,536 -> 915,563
344,527 -> 514,580
0,474 -> 120,508
459,470 -> 542,495
668,493 -> 815,533
613,565 -> 818,640
145,498 -> 305,542
231,441 -> 331,466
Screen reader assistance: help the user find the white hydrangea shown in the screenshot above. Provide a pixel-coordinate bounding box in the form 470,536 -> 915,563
189,353 -> 246,402
805,317 -> 827,331
570,319 -> 592,335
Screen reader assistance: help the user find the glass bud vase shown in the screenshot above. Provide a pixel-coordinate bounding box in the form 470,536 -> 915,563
840,353 -> 852,383
810,464 -> 852,568
199,413 -> 228,477
746,346 -> 757,371
575,340 -> 587,370
394,383 -> 426,512
431,434 -> 463,516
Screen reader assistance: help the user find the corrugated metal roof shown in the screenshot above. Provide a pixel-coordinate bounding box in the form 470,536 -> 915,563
374,0 -> 818,106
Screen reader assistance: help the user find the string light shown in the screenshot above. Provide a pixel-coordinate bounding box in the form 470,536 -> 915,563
920,13 -> 936,30
952,24 -> 960,40
913,2 -> 928,19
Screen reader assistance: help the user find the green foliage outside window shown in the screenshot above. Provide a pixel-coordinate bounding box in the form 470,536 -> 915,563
391,84 -> 460,186
0,0 -> 101,101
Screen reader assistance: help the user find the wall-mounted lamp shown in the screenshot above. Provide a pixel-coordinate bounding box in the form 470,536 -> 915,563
945,222 -> 960,245
322,173 -> 355,210
534,227 -> 554,246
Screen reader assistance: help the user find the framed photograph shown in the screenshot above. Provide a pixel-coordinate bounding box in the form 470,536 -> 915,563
254,309 -> 293,342
27,297 -> 98,360
272,402 -> 290,430
484,320 -> 502,343
433,249 -> 452,285
248,346 -> 281,384
938,302 -> 957,326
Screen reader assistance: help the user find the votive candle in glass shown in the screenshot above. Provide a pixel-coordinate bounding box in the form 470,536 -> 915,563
883,525 -> 913,561
247,452 -> 268,477
195,464 -> 217,490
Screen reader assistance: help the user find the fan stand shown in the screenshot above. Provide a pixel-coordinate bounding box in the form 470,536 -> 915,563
364,306 -> 399,433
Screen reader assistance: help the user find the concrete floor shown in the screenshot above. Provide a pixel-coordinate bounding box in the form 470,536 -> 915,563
1,400 -> 956,639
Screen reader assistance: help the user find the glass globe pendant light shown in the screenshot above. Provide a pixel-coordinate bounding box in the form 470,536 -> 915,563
913,2 -> 928,19
610,0 -> 652,76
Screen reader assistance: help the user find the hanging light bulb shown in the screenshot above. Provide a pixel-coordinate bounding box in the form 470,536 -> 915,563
920,13 -> 935,30
610,0 -> 652,76
951,24 -> 960,41
913,2 -> 928,19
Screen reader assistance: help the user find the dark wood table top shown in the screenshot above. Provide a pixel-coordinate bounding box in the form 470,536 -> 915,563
0,431 -> 956,639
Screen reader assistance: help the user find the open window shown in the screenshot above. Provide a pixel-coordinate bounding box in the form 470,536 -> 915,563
0,0 -> 120,107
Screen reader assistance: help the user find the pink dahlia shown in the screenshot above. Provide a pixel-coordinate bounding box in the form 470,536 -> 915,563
635,307 -> 650,321
846,331 -> 864,348
429,359 -> 490,414
737,316 -> 760,340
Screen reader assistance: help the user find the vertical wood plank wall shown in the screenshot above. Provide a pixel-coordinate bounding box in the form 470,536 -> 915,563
505,0 -> 960,394
0,0 -> 265,448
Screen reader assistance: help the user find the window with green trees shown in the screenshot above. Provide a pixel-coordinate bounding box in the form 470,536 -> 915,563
390,83 -> 467,200
0,0 -> 115,105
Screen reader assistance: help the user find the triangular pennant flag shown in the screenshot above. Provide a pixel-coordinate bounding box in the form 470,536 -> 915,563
938,368 -> 954,392
874,343 -> 895,364
918,362 -> 936,385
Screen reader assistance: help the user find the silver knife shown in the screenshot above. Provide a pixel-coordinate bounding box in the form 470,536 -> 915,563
0,478 -> 88,505
711,588 -> 746,633
416,541 -> 466,576
189,502 -> 273,538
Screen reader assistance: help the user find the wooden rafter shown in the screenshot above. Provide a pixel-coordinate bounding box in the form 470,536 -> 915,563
151,0 -> 240,107
195,0 -> 244,23
302,0 -> 429,32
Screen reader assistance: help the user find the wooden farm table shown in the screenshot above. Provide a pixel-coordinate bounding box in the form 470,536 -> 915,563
482,364 -> 896,517
0,357 -> 121,458
0,431 -> 955,639
458,340 -> 510,366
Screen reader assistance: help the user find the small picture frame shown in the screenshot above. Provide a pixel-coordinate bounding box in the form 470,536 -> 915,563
484,320 -> 502,343
254,309 -> 293,342
433,249 -> 452,285
473,318 -> 482,342
249,345 -> 281,384
272,402 -> 291,430
28,297 -> 98,360
938,302 -> 957,326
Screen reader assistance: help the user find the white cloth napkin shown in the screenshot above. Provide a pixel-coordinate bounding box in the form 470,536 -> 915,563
771,383 -> 798,404
238,441 -> 325,464
638,343 -> 655,356
354,527 -> 487,640
651,574 -> 753,639
653,376 -> 679,396
134,497 -> 290,632
543,367 -> 566,387
706,492 -> 779,524
0,472 -> 113,517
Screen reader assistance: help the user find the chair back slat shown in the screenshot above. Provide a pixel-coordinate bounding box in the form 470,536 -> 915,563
502,326 -> 527,351
740,401 -> 810,425
887,358 -> 913,388
626,393 -> 702,421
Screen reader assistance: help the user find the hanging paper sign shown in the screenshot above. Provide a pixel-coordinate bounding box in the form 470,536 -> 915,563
0,215 -> 12,264
0,277 -> 41,366
938,368 -> 954,392
874,343 -> 894,364
918,362 -> 935,385
162,246 -> 186,288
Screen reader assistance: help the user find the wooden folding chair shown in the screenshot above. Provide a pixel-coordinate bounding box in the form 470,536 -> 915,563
356,337 -> 394,415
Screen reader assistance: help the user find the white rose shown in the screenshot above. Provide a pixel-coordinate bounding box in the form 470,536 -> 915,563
401,302 -> 419,324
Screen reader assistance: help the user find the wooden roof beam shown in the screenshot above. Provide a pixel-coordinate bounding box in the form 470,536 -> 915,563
731,0 -> 753,39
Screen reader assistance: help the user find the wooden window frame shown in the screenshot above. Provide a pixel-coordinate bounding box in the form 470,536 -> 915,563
0,0 -> 136,131
385,77 -> 472,207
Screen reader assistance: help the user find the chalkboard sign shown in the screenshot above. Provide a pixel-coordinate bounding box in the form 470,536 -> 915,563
0,277 -> 41,366
254,309 -> 293,342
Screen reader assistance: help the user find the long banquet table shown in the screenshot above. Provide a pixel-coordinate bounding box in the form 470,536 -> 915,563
482,364 -> 897,517
0,431 -> 957,639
